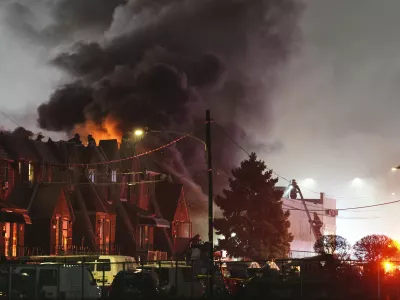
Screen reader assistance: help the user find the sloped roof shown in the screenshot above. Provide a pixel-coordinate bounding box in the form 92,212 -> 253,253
99,140 -> 119,161
0,135 -> 40,161
30,141 -> 62,164
155,181 -> 183,221
29,184 -> 66,219
56,142 -> 85,165
7,185 -> 34,209
0,144 -> 12,161
77,180 -> 115,214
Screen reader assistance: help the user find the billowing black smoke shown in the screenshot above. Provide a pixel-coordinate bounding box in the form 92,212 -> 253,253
31,0 -> 302,236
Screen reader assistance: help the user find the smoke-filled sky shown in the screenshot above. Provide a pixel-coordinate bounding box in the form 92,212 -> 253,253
1,0 -> 400,244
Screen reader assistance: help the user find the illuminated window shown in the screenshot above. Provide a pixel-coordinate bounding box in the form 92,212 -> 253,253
98,218 -> 111,254
88,169 -> 96,183
111,170 -> 117,182
12,223 -> 17,257
62,218 -> 68,250
4,223 -> 10,257
55,217 -> 60,254
28,163 -> 34,183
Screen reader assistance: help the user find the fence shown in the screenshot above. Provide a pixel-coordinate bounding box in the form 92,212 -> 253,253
0,258 -> 399,299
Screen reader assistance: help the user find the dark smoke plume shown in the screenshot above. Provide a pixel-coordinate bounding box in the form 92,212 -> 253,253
2,0 -> 126,45
0,127 -> 34,138
34,0 -> 303,236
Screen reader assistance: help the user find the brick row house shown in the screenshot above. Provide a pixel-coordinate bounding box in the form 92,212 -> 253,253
0,132 -> 192,260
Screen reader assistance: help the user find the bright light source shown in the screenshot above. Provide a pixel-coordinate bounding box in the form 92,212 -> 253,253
392,167 -> 398,171
383,261 -> 395,274
231,232 -> 236,238
134,129 -> 144,137
351,178 -> 363,187
392,192 -> 396,196
303,178 -> 315,186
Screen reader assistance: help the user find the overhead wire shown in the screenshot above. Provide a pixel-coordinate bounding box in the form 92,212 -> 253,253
213,121 -> 374,202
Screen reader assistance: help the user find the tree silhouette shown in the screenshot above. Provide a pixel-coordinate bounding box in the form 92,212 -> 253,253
314,235 -> 351,260
353,234 -> 398,262
214,153 -> 293,260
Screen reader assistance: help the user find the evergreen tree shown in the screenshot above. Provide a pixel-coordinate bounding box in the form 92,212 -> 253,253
214,153 -> 293,260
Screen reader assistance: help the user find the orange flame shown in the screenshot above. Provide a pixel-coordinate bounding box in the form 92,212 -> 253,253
73,116 -> 123,144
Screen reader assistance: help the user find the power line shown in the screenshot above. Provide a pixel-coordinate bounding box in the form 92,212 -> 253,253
0,110 -> 21,128
213,122 -> 291,182
213,121 -> 374,202
213,168 -> 400,213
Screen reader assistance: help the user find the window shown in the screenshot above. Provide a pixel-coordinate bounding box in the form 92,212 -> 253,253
62,218 -> 68,249
39,269 -> 57,287
4,223 -> 10,257
88,169 -> 96,183
12,223 -> 17,257
28,163 -> 34,183
98,218 -> 111,253
111,170 -> 117,182
96,259 -> 111,272
55,217 -> 60,253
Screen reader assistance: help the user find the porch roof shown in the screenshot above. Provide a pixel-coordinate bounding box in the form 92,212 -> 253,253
0,210 -> 31,224
138,215 -> 170,228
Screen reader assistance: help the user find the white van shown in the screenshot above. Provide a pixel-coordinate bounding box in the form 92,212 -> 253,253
90,255 -> 137,287
14,264 -> 102,300
27,255 -> 137,288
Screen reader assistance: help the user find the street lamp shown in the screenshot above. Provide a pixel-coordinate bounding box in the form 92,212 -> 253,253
134,129 -> 144,137
132,128 -> 207,150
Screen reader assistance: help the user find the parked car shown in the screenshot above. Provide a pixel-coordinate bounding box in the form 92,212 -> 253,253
0,272 -> 33,299
108,270 -> 159,300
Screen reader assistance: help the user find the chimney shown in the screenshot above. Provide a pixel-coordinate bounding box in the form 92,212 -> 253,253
320,192 -> 324,204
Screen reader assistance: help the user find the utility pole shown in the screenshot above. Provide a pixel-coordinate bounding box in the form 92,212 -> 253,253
205,110 -> 213,298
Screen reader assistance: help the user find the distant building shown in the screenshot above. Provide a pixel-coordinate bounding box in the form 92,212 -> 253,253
277,187 -> 337,258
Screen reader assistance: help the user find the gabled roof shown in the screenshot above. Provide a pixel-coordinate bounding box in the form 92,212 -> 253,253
155,181 -> 183,221
0,135 -> 40,162
7,185 -> 34,209
29,184 -> 67,219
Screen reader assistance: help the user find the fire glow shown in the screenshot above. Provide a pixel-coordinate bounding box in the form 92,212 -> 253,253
73,116 -> 123,143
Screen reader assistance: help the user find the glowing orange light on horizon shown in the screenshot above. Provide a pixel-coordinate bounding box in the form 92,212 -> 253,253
73,116 -> 123,144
